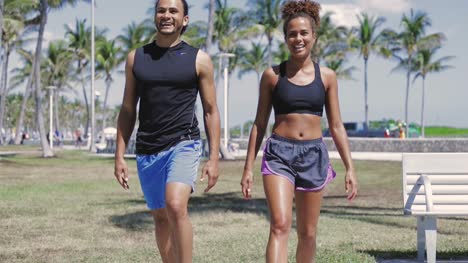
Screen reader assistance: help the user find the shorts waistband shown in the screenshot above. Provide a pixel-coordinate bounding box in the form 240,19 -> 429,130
270,133 -> 322,145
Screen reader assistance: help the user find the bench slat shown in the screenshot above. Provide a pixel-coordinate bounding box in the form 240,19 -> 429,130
405,204 -> 468,212
406,185 -> 468,195
406,175 -> 468,185
404,210 -> 468,216
409,195 -> 468,205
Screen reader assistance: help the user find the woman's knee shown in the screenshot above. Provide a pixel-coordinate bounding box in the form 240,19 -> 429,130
297,226 -> 317,241
270,215 -> 292,236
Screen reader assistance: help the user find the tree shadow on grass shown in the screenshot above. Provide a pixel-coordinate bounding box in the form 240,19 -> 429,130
109,210 -> 153,231
109,193 -> 466,238
188,192 -> 268,215
363,249 -> 468,261
109,192 -> 411,232
109,192 -> 269,232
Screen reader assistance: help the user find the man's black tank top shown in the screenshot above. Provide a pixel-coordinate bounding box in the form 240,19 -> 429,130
133,41 -> 200,154
272,61 -> 326,116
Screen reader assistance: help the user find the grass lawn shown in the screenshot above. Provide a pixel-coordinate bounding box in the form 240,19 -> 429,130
1,147 -> 467,262
424,126 -> 468,137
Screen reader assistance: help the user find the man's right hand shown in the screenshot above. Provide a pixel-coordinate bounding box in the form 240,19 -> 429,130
114,157 -> 129,190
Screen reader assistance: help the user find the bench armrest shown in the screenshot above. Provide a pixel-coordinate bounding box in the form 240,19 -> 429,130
418,174 -> 434,212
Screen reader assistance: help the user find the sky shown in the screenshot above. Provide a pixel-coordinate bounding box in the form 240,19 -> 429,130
28,0 -> 468,129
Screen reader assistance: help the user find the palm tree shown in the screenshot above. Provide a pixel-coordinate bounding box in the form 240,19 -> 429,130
312,12 -> 349,64
237,42 -> 267,85
42,40 -> 74,133
30,0 -> 50,155
0,0 -> 36,144
64,18 -> 104,139
248,0 -> 283,67
352,13 -> 387,127
10,48 -> 34,144
214,0 -> 258,52
182,20 -> 207,48
205,0 -> 215,52
59,97 -> 86,134
0,0 -> 4,49
214,0 -> 258,75
5,93 -> 22,132
30,0 -> 90,157
324,58 -> 357,80
389,9 -> 444,137
95,37 -> 122,131
272,42 -> 289,64
116,19 -> 154,55
413,47 -> 453,138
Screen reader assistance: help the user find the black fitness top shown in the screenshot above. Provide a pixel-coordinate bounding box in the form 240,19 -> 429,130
133,41 -> 200,155
272,61 -> 326,116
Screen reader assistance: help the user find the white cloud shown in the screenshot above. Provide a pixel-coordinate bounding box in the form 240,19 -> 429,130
321,0 -> 412,27
321,4 -> 362,27
357,0 -> 411,13
23,31 -> 61,51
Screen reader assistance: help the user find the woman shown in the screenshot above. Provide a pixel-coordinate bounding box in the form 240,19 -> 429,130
241,0 -> 358,261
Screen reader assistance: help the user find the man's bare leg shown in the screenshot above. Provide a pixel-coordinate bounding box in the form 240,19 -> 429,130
165,182 -> 193,263
151,208 -> 176,262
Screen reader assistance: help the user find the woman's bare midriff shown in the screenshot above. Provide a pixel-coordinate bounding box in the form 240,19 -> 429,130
272,113 -> 323,140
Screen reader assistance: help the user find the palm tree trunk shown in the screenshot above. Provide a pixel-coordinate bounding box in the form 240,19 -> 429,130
33,0 -> 53,157
102,78 -> 111,131
364,57 -> 369,128
205,0 -> 215,52
0,0 -> 4,54
81,75 -> 90,138
421,76 -> 426,138
76,61 -> 90,138
267,35 -> 273,68
405,56 -> 411,139
14,80 -> 32,144
0,49 -> 10,145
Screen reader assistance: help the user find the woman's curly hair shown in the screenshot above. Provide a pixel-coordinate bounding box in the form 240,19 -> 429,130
281,0 -> 321,35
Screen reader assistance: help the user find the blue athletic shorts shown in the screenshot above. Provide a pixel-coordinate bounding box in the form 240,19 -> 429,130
136,140 -> 201,210
261,134 -> 336,191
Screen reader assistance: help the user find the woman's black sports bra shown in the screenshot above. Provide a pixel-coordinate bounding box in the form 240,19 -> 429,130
272,61 -> 326,117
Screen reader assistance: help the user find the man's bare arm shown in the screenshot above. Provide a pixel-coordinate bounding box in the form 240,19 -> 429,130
196,50 -> 221,192
114,50 -> 138,190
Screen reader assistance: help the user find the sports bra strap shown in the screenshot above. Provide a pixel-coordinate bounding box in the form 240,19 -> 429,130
314,62 -> 322,82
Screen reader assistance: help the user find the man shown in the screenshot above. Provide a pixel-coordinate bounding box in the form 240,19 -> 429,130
114,0 -> 221,262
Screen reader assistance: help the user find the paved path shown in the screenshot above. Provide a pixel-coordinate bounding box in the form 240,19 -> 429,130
328,151 -> 403,161
378,260 -> 468,263
232,150 -> 403,161
91,150 -> 404,162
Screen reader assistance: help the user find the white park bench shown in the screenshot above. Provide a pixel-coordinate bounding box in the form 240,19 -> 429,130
402,153 -> 468,263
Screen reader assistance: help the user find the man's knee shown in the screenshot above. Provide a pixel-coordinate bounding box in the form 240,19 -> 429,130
165,198 -> 188,219
152,209 -> 170,225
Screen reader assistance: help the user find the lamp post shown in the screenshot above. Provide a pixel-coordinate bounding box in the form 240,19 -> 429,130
217,53 -> 235,149
90,0 -> 96,152
47,86 -> 56,149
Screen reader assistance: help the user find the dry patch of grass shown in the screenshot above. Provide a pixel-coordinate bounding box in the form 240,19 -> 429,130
1,150 -> 467,262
